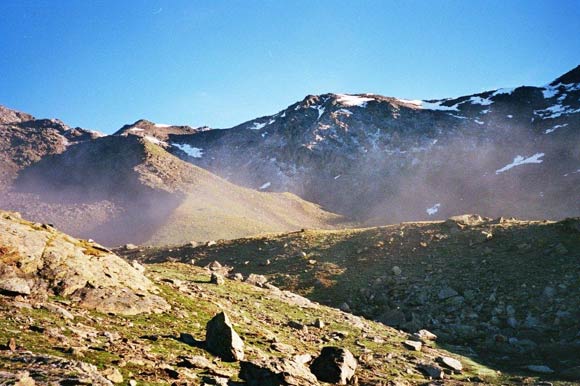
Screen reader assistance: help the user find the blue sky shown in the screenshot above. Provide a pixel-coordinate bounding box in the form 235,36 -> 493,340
1,0 -> 579,133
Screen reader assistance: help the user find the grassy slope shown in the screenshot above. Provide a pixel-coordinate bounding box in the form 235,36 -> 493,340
1,262 -> 507,385
127,216 -> 580,381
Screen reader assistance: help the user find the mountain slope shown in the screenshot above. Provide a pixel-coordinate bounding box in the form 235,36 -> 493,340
1,134 -> 341,246
127,214 -> 580,380
164,66 -> 580,223
0,211 -> 519,385
0,105 -> 101,186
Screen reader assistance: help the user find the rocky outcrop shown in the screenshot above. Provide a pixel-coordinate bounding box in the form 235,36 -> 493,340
0,211 -> 169,315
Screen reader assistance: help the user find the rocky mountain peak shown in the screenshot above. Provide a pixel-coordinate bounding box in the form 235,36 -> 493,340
0,105 -> 35,124
550,64 -> 580,86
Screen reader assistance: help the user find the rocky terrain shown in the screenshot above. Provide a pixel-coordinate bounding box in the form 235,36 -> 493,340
0,118 -> 341,246
0,210 -> 521,385
163,66 -> 580,222
126,214 -> 580,381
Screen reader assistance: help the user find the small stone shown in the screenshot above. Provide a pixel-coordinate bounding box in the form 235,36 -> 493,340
206,312 -> 245,361
210,272 -> 225,285
439,356 -> 463,372
392,266 -> 402,276
418,364 -> 444,379
240,357 -> 319,386
415,329 -> 438,341
310,347 -> 357,385
339,302 -> 351,312
312,318 -> 325,329
403,340 -> 422,351
14,371 -> 35,386
438,287 -> 458,300
245,274 -> 268,287
8,337 -> 17,351
0,277 -> 31,296
124,243 -> 138,250
527,365 -> 554,374
102,367 -> 124,384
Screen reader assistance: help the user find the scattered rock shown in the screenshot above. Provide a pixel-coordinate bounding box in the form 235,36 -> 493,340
403,340 -> 422,351
418,364 -> 444,379
414,329 -> 437,341
14,371 -> 35,386
438,287 -> 458,300
312,318 -> 325,329
43,303 -> 74,320
206,312 -> 245,361
392,266 -> 402,276
177,355 -> 214,370
240,357 -> 319,386
0,277 -> 31,296
210,272 -> 225,285
310,347 -> 357,385
245,273 -> 268,287
124,243 -> 138,250
102,368 -> 123,384
526,365 -> 554,374
438,356 -> 462,372
8,337 -> 17,351
339,302 -> 351,312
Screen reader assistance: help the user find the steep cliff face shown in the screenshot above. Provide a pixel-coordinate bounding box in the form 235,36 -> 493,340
166,66 -> 580,222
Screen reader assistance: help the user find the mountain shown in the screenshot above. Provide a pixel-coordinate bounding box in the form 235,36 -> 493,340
162,66 -> 580,223
1,130 -> 340,246
0,105 -> 102,185
127,214 -> 580,379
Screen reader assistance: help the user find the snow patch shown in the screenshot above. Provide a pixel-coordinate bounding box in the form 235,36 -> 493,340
250,121 -> 267,130
492,87 -> 515,96
144,135 -> 167,146
334,175 -> 341,180
396,98 -> 459,111
259,182 -> 271,190
495,153 -> 544,174
172,143 -> 203,158
506,115 -> 513,119
129,128 -> 145,132
544,123 -> 568,134
311,105 -> 325,119
154,123 -> 171,128
469,96 -> 493,106
426,203 -> 441,216
336,94 -> 375,107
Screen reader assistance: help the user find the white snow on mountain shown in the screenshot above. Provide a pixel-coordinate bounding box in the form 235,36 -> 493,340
144,135 -> 168,146
172,143 -> 203,158
495,153 -> 544,174
259,182 -> 271,190
154,123 -> 171,128
469,96 -> 493,106
426,203 -> 441,216
336,94 -> 375,107
545,123 -> 568,134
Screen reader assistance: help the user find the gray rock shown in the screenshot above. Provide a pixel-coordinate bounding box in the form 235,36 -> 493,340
526,365 -> 554,374
0,277 -> 31,296
245,273 -> 268,287
310,347 -> 357,385
415,329 -> 438,341
206,312 -> 244,361
210,272 -> 225,285
392,266 -> 402,276
240,357 -> 319,386
377,309 -> 406,327
403,340 -> 422,351
418,364 -> 444,379
438,287 -> 458,300
339,302 -> 351,312
439,356 -> 463,372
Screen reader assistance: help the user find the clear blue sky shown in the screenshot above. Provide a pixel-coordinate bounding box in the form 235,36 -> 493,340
1,0 -> 579,133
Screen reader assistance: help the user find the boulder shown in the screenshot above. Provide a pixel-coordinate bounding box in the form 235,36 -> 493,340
245,273 -> 268,287
240,357 -> 319,386
206,312 -> 245,361
310,347 -> 357,385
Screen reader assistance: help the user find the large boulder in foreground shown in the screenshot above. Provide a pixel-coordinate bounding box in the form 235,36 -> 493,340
310,347 -> 357,385
240,357 -> 319,386
205,312 -> 245,361
0,211 -> 169,315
